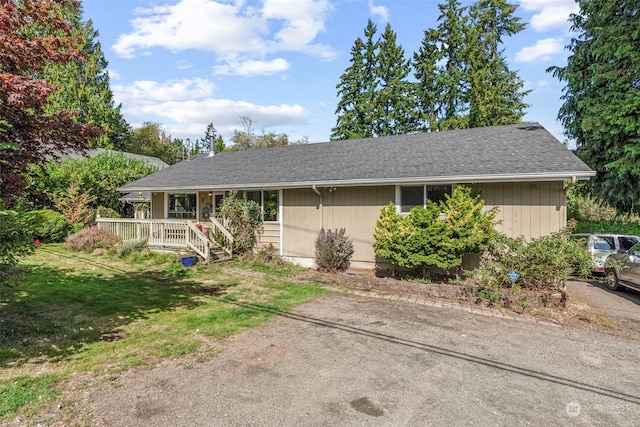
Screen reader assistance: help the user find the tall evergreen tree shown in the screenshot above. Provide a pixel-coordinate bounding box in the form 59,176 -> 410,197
413,0 -> 528,130
200,122 -> 218,153
42,3 -> 128,149
374,23 -> 418,136
413,27 -> 442,132
548,0 -> 640,213
413,0 -> 469,130
331,20 -> 379,140
466,0 -> 529,127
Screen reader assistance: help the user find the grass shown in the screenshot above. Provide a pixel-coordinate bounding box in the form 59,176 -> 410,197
0,244 -> 325,422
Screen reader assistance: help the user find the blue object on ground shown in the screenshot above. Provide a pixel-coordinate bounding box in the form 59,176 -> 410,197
181,256 -> 197,267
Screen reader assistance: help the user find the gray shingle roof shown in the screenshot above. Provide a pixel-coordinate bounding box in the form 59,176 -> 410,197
118,123 -> 594,192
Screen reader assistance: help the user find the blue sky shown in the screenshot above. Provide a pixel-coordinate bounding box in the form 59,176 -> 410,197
81,0 -> 579,147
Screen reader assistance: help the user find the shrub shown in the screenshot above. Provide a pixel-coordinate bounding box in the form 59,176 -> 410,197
115,239 -> 148,257
470,232 -> 591,291
24,209 -> 72,243
65,226 -> 121,251
567,184 -> 640,234
315,228 -> 354,272
255,243 -> 278,263
373,203 -> 414,273
219,192 -> 263,255
373,185 -> 496,278
0,207 -> 35,287
96,206 -> 121,219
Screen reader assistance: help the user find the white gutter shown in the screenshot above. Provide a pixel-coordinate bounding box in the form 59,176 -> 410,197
118,171 -> 596,193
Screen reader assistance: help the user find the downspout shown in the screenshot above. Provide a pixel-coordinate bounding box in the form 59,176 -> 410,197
564,176 -> 578,191
312,185 -> 323,228
564,176 -> 578,229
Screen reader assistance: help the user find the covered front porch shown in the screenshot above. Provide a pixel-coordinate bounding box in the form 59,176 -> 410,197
96,217 -> 233,263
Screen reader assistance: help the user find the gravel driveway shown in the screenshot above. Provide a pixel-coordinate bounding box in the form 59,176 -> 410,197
567,277 -> 640,323
80,291 -> 640,426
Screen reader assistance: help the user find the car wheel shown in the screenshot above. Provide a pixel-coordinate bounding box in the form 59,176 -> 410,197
604,268 -> 620,291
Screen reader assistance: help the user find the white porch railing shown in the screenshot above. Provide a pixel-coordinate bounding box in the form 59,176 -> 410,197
96,218 -> 233,261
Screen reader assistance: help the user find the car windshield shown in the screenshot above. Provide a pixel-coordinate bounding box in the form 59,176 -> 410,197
619,236 -> 639,251
629,242 -> 640,255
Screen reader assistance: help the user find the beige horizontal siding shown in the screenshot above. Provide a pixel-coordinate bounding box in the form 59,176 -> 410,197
258,222 -> 281,249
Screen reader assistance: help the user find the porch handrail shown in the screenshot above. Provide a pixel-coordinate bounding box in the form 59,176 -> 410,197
185,221 -> 210,260
208,216 -> 234,258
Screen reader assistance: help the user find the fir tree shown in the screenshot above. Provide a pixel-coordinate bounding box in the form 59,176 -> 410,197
548,0 -> 640,213
43,3 -> 128,149
466,0 -> 529,128
374,23 -> 418,136
413,0 -> 469,130
331,20 -> 379,140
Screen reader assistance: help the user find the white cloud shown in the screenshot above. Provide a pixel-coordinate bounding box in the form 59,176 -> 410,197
113,78 -> 309,139
176,60 -> 192,70
139,99 -> 308,130
112,0 -> 335,69
113,78 -> 216,105
368,0 -> 389,23
213,58 -> 290,76
262,0 -> 333,55
518,0 -> 580,31
515,37 -> 564,63
108,69 -> 121,80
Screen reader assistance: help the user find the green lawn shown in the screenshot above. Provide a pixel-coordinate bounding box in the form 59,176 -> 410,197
0,245 -> 325,421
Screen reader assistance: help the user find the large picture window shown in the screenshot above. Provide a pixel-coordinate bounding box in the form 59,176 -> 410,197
168,193 -> 197,219
399,185 -> 451,213
245,190 -> 279,222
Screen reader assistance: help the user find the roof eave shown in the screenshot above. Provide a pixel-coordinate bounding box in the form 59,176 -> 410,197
117,171 -> 596,193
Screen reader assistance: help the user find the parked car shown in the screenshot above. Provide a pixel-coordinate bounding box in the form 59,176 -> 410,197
604,243 -> 640,292
570,233 -> 640,274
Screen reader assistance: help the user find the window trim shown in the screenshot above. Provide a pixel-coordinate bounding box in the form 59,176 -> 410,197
395,184 -> 454,213
167,192 -> 198,219
244,189 -> 280,222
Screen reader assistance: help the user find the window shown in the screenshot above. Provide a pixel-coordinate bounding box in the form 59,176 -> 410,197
399,185 -> 451,213
168,193 -> 197,219
245,190 -> 279,222
400,187 -> 423,213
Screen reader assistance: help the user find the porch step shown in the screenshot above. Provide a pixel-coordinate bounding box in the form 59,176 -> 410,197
209,249 -> 232,263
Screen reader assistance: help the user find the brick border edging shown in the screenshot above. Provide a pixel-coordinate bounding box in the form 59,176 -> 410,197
323,285 -> 561,328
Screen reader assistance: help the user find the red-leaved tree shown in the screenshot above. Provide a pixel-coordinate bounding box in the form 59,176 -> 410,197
0,0 -> 103,207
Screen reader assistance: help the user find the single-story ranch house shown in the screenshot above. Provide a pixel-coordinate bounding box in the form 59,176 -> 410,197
111,123 -> 595,269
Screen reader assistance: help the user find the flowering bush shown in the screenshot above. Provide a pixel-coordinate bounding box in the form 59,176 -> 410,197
65,226 -> 121,251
